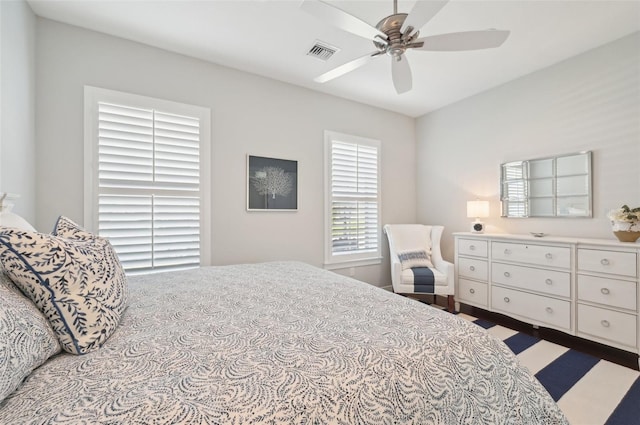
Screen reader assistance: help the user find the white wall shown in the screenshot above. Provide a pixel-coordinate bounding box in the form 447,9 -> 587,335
416,32 -> 640,261
35,18 -> 416,286
0,0 -> 36,222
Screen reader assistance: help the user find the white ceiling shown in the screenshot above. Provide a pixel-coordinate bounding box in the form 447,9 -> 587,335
27,0 -> 640,117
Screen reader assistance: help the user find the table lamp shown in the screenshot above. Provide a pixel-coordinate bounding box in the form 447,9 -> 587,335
467,200 -> 489,233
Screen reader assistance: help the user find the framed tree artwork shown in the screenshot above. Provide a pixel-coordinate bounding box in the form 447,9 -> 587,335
247,155 -> 298,211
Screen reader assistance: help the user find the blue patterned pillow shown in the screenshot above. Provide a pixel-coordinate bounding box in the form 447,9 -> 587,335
52,215 -> 96,241
397,249 -> 433,270
0,272 -> 60,402
0,219 -> 128,354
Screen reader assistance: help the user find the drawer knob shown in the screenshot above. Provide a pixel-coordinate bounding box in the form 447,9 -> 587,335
545,278 -> 553,285
600,258 -> 610,266
469,288 -> 475,294
504,249 -> 511,255
601,320 -> 610,328
504,271 -> 511,278
469,265 -> 476,271
545,253 -> 553,260
600,288 -> 610,295
545,307 -> 553,314
469,245 -> 476,251
504,297 -> 510,303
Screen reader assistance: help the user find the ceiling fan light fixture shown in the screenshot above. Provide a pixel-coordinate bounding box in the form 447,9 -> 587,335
388,47 -> 405,58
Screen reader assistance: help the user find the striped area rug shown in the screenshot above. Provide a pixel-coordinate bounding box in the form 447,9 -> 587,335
458,312 -> 640,425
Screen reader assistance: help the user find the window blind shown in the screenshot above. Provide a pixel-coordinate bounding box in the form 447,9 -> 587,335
330,140 -> 379,256
97,102 -> 202,275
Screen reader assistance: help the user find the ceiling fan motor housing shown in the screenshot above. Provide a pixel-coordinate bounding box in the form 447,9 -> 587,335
374,13 -> 421,58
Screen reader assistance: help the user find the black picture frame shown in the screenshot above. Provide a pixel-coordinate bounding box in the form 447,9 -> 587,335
247,155 -> 298,211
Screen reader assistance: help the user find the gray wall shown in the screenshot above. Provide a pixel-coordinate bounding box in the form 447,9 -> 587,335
416,32 -> 640,261
34,18 -> 417,286
0,0 -> 36,221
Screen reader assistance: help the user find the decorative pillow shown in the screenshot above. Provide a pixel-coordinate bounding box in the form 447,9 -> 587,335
52,215 -> 95,240
398,249 -> 433,270
0,219 -> 129,355
0,272 -> 60,402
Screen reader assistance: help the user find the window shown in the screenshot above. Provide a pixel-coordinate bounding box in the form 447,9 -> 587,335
324,131 -> 381,268
84,87 -> 211,275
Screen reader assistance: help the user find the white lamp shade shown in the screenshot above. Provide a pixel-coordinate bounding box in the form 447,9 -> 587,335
467,200 -> 490,218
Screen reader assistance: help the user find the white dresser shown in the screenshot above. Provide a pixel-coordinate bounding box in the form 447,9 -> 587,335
454,233 -> 640,361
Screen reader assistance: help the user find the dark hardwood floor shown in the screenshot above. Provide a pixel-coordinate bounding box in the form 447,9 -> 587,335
458,304 -> 639,371
420,295 -> 639,371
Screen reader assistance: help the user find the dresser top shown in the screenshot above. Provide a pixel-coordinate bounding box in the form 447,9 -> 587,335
453,232 -> 640,248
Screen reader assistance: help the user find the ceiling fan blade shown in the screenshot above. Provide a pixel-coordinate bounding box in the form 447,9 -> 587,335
301,0 -> 386,41
391,55 -> 412,94
314,52 -> 381,83
415,30 -> 510,51
401,0 -> 449,34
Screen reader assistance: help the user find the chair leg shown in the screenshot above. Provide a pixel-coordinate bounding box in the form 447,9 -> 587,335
447,295 -> 455,313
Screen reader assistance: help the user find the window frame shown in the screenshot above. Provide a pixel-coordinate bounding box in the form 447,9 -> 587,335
83,86 -> 212,272
323,130 -> 382,270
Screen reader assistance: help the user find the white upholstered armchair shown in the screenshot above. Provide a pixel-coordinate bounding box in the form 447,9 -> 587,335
383,224 -> 455,312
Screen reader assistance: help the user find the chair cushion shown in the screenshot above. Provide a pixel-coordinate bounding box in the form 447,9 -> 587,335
397,249 -> 433,269
400,267 -> 447,287
0,218 -> 128,355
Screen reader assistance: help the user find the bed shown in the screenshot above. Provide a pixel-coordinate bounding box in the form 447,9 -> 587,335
0,259 -> 568,424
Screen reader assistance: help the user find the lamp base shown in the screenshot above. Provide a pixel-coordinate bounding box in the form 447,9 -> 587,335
470,220 -> 485,233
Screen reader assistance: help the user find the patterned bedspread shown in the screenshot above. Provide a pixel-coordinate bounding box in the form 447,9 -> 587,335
0,262 -> 567,424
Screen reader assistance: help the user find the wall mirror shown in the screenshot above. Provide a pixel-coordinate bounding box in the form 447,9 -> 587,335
500,151 -> 592,218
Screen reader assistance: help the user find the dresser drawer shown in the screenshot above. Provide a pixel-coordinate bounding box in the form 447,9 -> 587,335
577,275 -> 637,311
577,303 -> 637,348
458,238 -> 488,258
491,286 -> 571,330
578,248 -> 637,278
492,262 -> 570,298
492,242 -> 571,269
457,278 -> 488,308
458,257 -> 488,281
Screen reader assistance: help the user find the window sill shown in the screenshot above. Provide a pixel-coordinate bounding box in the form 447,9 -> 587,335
324,257 -> 382,270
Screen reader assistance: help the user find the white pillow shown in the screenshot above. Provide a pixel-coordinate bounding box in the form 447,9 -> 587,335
0,211 -> 36,231
398,249 -> 433,270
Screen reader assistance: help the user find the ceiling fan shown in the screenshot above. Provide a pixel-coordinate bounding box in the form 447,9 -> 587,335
301,0 -> 510,94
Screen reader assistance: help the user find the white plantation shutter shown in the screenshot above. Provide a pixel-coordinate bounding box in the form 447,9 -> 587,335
97,103 -> 154,186
325,131 -> 381,267
501,161 -> 528,217
97,194 -> 201,273
85,87 -> 211,275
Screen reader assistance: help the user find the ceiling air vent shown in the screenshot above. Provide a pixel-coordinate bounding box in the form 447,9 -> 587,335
307,40 -> 339,61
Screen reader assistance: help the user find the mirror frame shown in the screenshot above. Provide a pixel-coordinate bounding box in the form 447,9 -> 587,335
500,151 -> 592,218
